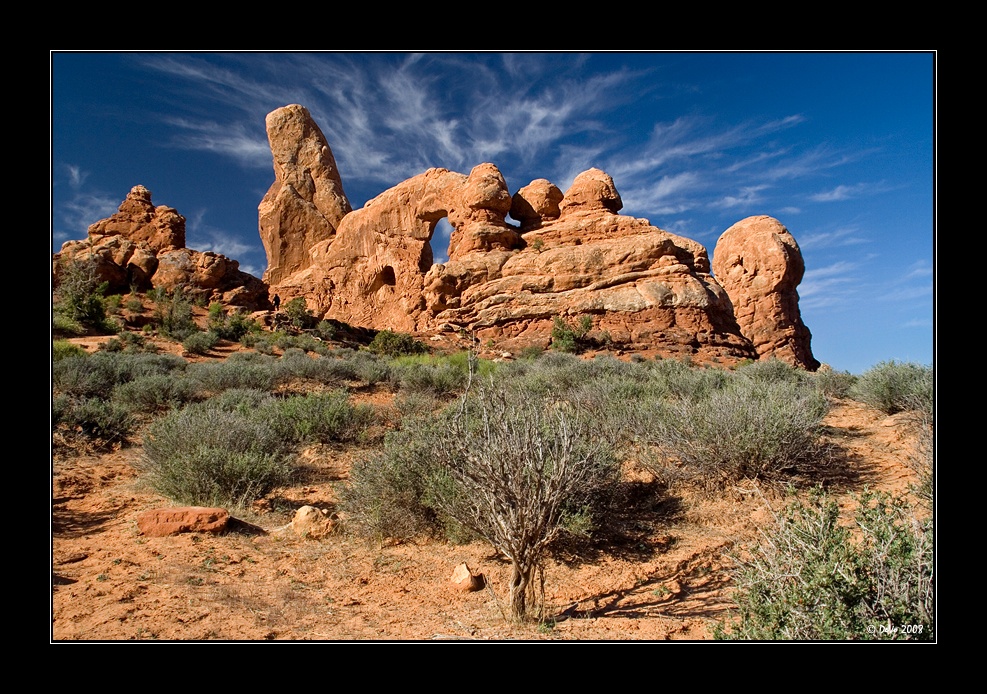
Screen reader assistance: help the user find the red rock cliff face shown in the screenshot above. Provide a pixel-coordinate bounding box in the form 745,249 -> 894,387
262,105 -> 818,368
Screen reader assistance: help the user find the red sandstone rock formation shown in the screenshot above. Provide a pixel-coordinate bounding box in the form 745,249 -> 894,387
54,185 -> 269,309
260,115 -> 756,361
86,184 -> 186,252
258,103 -> 816,366
712,215 -> 819,370
259,104 -> 352,286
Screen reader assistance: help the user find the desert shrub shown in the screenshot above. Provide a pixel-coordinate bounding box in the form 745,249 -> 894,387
393,391 -> 446,419
425,382 -> 621,620
53,396 -> 134,445
182,330 -> 220,355
390,352 -> 494,397
641,376 -> 830,487
517,345 -> 545,360
259,390 -> 376,445
98,331 -> 156,354
734,357 -> 808,385
344,420 -> 449,543
185,357 -> 279,394
277,348 -> 327,381
349,350 -> 392,385
201,388 -> 274,414
293,333 -> 331,356
500,350 -> 586,397
125,293 -> 144,313
142,404 -> 294,508
52,352 -> 186,399
716,488 -> 934,641
315,320 -> 338,341
52,340 -> 87,361
112,373 -> 202,413
812,366 -> 857,400
641,357 -> 729,400
367,330 -> 428,357
850,361 -> 934,418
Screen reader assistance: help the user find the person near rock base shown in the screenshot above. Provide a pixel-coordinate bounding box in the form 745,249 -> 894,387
272,294 -> 281,312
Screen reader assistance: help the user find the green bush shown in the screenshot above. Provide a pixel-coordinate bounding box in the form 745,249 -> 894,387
390,352 -> 494,397
53,340 -> 87,361
155,288 -> 199,341
367,330 -> 428,357
550,315 -> 593,353
98,331 -> 156,354
141,404 -> 294,508
112,374 -> 202,413
315,320 -> 338,341
183,330 -> 220,355
283,297 -> 314,330
260,390 -> 376,445
716,488 -> 934,641
207,304 -> 258,341
53,258 -> 113,334
850,361 -> 934,417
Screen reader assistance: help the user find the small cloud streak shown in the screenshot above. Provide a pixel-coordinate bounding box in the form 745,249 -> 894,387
811,181 -> 889,202
799,225 -> 871,250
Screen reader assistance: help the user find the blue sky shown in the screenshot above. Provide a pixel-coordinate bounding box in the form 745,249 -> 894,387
50,51 -> 935,374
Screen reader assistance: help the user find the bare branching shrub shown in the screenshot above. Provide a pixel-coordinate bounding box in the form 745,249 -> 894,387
344,379 -> 621,621
426,383 -> 620,621
717,488 -> 934,640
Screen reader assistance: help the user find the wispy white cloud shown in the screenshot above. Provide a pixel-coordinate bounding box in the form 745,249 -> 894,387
798,260 -> 862,310
64,164 -> 88,189
55,190 -> 121,243
163,117 -> 271,168
715,185 -> 770,210
799,225 -> 871,250
810,180 -> 890,202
